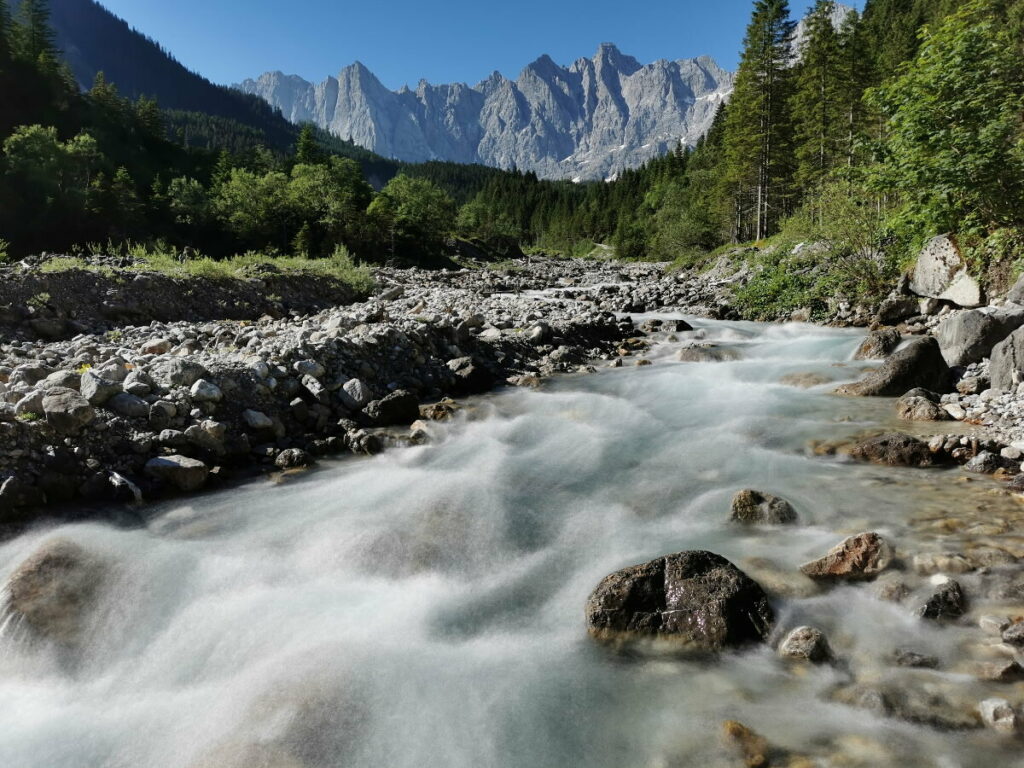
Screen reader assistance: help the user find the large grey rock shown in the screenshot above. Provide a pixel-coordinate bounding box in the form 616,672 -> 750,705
934,308 -> 1024,367
237,45 -> 734,181
79,369 -> 121,405
990,326 -> 1024,391
909,235 -> 984,307
339,378 -> 373,410
148,358 -> 210,389
836,336 -> 950,396
584,550 -> 774,650
6,538 -> 105,644
144,455 -> 209,492
41,388 -> 95,435
189,379 -> 223,403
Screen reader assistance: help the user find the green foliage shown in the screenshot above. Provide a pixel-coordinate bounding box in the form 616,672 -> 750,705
867,0 -> 1024,239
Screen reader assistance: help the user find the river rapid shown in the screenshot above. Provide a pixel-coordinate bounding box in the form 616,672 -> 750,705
2,316 -> 1023,767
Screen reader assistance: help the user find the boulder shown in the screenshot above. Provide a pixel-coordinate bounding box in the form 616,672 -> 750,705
41,388 -> 95,435
917,580 -> 966,620
144,455 -> 209,492
854,328 -> 901,360
895,394 -> 948,422
729,489 -> 797,525
106,392 -> 150,419
909,235 -> 984,307
339,378 -> 373,410
79,369 -> 121,405
148,358 -> 209,389
836,336 -> 950,397
242,409 -> 274,430
875,296 -> 918,325
990,326 -> 1024,391
778,625 -> 832,663
978,699 -> 1019,734
364,390 -> 420,426
584,550 -> 774,651
934,308 -> 1024,367
800,532 -> 894,581
190,379 -> 223,403
849,433 -> 939,467
293,359 -> 325,379
6,538 -> 105,643
140,337 -> 172,355
446,356 -> 494,395
965,451 -> 1002,474
275,448 -> 314,469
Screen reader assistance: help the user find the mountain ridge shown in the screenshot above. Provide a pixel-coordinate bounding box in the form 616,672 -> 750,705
237,44 -> 735,180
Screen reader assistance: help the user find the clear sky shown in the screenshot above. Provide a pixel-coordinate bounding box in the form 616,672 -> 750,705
97,0 -> 864,90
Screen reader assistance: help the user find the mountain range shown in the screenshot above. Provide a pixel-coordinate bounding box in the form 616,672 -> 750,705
237,46 -> 734,181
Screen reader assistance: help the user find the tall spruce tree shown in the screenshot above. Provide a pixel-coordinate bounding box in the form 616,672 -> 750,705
790,1 -> 861,203
722,0 -> 796,241
0,0 -> 12,65
14,0 -> 56,67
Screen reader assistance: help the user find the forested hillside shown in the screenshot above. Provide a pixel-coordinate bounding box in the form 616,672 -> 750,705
1,0 -> 1022,309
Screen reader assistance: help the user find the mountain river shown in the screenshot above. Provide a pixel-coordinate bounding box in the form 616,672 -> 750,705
2,316 -> 1023,767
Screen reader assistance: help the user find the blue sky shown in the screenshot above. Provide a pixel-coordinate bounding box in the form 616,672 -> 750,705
98,0 -> 864,89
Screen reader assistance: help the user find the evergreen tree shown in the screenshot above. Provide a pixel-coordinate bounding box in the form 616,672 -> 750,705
14,0 -> 56,67
790,1 -> 849,198
0,0 -> 12,65
722,0 -> 797,241
295,124 -> 323,165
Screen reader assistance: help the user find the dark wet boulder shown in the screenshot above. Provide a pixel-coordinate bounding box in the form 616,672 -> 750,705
363,389 -> 420,426
585,550 -> 774,651
275,448 -> 314,470
855,328 -> 902,360
836,336 -> 951,397
849,433 -> 939,467
800,532 -> 894,582
917,580 -> 966,621
5,538 -> 105,644
729,489 -> 797,525
446,356 -> 494,395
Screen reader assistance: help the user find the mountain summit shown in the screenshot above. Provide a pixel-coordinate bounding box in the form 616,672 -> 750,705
237,45 -> 733,180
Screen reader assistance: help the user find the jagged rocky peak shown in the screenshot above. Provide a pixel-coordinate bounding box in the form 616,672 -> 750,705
236,44 -> 734,180
792,2 -> 858,56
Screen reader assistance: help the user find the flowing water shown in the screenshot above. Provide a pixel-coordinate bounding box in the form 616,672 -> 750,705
2,317 -> 1024,767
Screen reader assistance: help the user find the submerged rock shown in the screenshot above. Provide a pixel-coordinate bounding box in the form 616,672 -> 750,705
676,345 -> 741,363
5,538 -> 105,644
978,698 -> 1019,734
800,532 -> 894,582
778,626 -> 832,663
721,720 -> 770,768
917,580 -> 967,620
585,550 -> 774,651
729,489 -> 797,525
849,433 -> 938,468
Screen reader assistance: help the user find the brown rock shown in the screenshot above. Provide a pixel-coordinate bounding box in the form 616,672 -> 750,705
800,532 -> 894,582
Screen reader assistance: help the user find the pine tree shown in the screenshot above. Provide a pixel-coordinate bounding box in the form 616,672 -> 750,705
790,1 -> 849,199
722,0 -> 797,241
295,124 -> 323,165
14,0 -> 56,67
0,0 -> 12,65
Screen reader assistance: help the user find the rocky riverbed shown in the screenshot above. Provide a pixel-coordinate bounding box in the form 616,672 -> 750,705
0,256 -> 739,521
